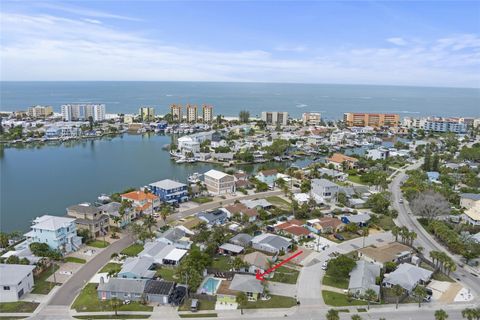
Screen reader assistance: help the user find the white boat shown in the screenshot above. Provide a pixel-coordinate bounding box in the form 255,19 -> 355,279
188,172 -> 203,184
176,158 -> 187,163
97,194 -> 111,203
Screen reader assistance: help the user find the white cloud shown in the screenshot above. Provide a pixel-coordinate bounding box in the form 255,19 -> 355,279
1,11 -> 479,88
274,45 -> 308,53
387,37 -> 408,46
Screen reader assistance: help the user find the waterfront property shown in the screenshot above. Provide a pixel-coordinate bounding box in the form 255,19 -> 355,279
203,169 -> 235,195
255,169 -> 278,187
310,178 -> 340,202
66,203 -> 110,238
148,179 -> 188,204
99,202 -> 134,228
121,190 -> 160,215
24,215 -> 82,254
325,153 -> 359,171
0,264 -> 36,302
343,112 -> 399,127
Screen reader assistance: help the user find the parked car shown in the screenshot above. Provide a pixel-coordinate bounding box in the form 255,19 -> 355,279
334,233 -> 345,241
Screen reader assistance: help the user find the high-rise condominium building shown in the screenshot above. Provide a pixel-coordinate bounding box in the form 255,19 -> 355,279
61,104 -> 106,122
139,107 -> 155,122
302,112 -> 321,125
343,112 -> 399,127
261,112 -> 289,126
170,104 -> 183,122
202,105 -> 213,123
186,104 -> 198,122
27,105 -> 53,118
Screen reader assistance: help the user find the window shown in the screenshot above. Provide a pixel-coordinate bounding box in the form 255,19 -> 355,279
3,286 -> 10,290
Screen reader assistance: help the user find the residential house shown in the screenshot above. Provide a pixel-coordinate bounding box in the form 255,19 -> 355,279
233,172 -> 250,189
218,243 -> 244,256
229,233 -> 253,247
139,241 -> 187,266
460,193 -> 480,209
118,256 -> 156,279
157,226 -> 193,249
148,179 -> 189,204
144,280 -> 176,304
251,233 -> 292,254
426,171 -> 440,183
383,263 -> 433,292
311,179 -> 339,202
255,169 -> 278,187
358,242 -> 413,268
314,217 -> 344,234
99,202 -> 134,229
241,251 -> 273,275
240,199 -> 273,210
317,168 -> 348,181
348,260 -> 381,298
224,203 -> 259,222
367,148 -> 390,161
66,204 -> 109,238
0,264 -> 35,302
326,153 -> 359,171
121,190 -> 160,215
341,213 -> 371,227
463,202 -> 480,226
274,220 -> 311,241
98,277 -> 147,302
348,198 -> 366,209
197,210 -> 228,227
204,169 -> 236,195
229,274 -> 264,301
24,215 -> 82,254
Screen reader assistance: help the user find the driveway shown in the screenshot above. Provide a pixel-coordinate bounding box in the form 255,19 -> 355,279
268,281 -> 297,297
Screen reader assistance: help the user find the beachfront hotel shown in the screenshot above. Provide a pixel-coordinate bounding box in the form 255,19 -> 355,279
343,112 -> 399,127
27,105 -> 53,118
302,112 -> 322,126
61,104 -> 106,122
261,111 -> 289,126
170,104 -> 182,122
186,104 -> 198,123
202,105 -> 213,123
139,107 -> 155,122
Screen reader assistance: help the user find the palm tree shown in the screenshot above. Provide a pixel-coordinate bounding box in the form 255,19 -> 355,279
362,226 -> 369,248
363,288 -> 377,310
408,231 -> 417,247
462,308 -> 476,320
413,285 -> 427,308
326,309 -> 340,320
236,292 -> 248,315
435,309 -> 449,320
160,206 -> 170,224
392,226 -> 401,242
392,284 -> 404,309
110,297 -> 121,316
351,315 -> 362,320
142,214 -> 156,234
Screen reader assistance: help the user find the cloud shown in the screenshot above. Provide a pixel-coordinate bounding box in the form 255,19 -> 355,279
387,37 -> 408,46
36,2 -> 142,21
274,45 -> 308,53
1,11 -> 479,88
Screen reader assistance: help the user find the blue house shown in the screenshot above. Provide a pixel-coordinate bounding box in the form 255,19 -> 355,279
341,213 -> 371,227
255,169 -> 278,187
148,179 -> 188,204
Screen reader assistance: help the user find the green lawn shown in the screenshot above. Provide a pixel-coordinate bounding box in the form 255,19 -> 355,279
192,197 -> 213,204
322,291 -> 367,307
179,314 -> 217,318
0,302 -> 39,313
178,299 -> 215,311
31,264 -> 59,294
347,175 -> 365,185
244,295 -> 297,309
87,240 -> 110,248
120,244 -> 144,256
265,196 -> 291,210
271,266 -> 299,284
155,268 -> 177,281
322,275 -> 349,289
65,257 -> 86,264
72,283 -> 153,312
74,315 -> 150,319
375,215 -> 396,231
211,256 -> 231,271
99,262 -> 122,274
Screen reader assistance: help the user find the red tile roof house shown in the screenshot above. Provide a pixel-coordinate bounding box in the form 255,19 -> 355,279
326,153 -> 359,171
315,217 -> 345,234
275,220 -> 312,241
224,203 -> 259,222
121,190 -> 160,217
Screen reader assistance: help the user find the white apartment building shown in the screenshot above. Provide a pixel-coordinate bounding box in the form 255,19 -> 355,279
261,112 -> 289,126
186,104 -> 198,122
202,105 -> 213,123
204,169 -> 235,195
61,104 -> 106,121
302,112 -> 321,125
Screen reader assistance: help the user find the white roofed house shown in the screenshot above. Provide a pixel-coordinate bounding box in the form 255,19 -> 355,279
251,233 -> 292,254
0,264 -> 36,302
348,260 -> 381,298
382,263 -> 433,293
156,226 -> 193,250
203,169 -> 235,195
139,241 -> 187,266
118,256 -> 156,279
310,179 -> 340,203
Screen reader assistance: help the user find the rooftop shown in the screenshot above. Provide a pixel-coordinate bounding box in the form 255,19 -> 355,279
0,264 -> 35,286
149,179 -> 187,190
229,274 -> 264,294
358,242 -> 412,264
30,215 -> 76,231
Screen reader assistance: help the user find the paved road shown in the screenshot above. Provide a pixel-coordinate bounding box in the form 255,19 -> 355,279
389,160 -> 480,297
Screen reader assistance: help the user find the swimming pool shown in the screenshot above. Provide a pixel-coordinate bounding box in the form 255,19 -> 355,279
201,277 -> 221,295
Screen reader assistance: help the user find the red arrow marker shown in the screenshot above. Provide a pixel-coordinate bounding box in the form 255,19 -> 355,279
255,250 -> 303,281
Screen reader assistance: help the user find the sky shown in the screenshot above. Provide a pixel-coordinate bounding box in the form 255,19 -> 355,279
1,1 -> 480,87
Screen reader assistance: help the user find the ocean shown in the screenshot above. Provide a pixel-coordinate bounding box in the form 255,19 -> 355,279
1,82 -> 479,119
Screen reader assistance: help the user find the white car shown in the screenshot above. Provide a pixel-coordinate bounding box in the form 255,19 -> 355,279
321,262 -> 328,270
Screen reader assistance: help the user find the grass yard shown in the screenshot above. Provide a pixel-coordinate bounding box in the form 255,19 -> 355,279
155,268 -> 177,281
0,302 -> 39,313
178,299 -> 215,311
99,262 -> 122,274
65,257 -> 86,264
120,244 -> 144,257
87,240 -> 110,248
72,283 -> 153,312
192,197 -> 213,204
211,256 -> 231,271
265,196 -> 291,210
347,175 -> 365,185
74,315 -> 150,319
375,215 -> 396,231
271,266 -> 299,284
244,295 -> 297,309
322,291 -> 367,307
322,275 -> 349,289
432,272 -> 455,282
179,314 -> 217,318
31,264 -> 59,294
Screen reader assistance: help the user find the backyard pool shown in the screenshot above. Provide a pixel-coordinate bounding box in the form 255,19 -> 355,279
200,277 -> 222,295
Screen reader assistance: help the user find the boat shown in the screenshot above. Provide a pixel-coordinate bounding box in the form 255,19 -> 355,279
188,172 -> 203,184
97,194 -> 111,203
176,158 -> 187,163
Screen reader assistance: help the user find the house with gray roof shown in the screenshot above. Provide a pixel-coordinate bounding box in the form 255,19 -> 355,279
98,277 -> 147,301
229,274 -> 264,301
139,241 -> 187,266
157,226 -> 193,249
144,280 -> 175,304
197,209 -> 228,227
341,213 -> 371,227
99,202 -> 134,228
229,233 -> 253,247
0,264 -> 35,302
218,243 -> 244,255
251,233 -> 292,254
240,199 -> 273,209
66,203 -> 109,238
310,179 -> 339,202
382,263 -> 433,292
118,256 -> 156,279
348,260 -> 381,298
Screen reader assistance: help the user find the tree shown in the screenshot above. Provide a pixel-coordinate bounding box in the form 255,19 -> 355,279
435,309 -> 449,320
142,214 -> 156,234
413,285 -> 427,308
366,192 -> 391,215
239,110 -> 250,123
461,308 -> 480,320
326,309 -> 339,320
110,297 -> 121,316
392,284 -> 404,309
88,115 -> 94,131
300,179 -> 311,193
326,255 -> 356,280
236,292 -> 248,315
363,288 -> 377,310
351,315 -> 362,320
0,232 -> 9,248
107,264 -> 121,278
391,226 -> 401,242
410,190 -> 450,220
